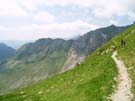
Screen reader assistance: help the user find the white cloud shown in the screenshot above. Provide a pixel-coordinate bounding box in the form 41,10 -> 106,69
0,20 -> 98,40
0,0 -> 133,20
91,0 -> 133,18
0,0 -> 133,18
18,0 -> 99,8
110,20 -> 119,25
34,11 -> 55,23
128,12 -> 135,21
0,0 -> 133,41
0,0 -> 27,16
18,0 -> 133,19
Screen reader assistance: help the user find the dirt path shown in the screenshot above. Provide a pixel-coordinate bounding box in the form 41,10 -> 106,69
111,51 -> 133,101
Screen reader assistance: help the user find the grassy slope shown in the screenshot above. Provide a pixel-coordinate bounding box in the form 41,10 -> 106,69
0,52 -> 117,101
0,41 -> 118,100
1,25 -> 135,101
116,25 -> 135,100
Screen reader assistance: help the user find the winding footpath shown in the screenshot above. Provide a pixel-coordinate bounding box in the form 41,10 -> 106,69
111,51 -> 133,101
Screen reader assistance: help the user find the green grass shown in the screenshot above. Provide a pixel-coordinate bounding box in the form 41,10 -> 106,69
0,41 -> 118,100
1,24 -> 135,101
116,25 -> 135,100
104,24 -> 135,100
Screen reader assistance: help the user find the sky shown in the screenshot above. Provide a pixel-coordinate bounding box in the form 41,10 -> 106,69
0,0 -> 135,41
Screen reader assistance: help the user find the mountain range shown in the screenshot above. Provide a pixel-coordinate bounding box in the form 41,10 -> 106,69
0,23 -> 135,101
1,40 -> 31,49
0,24 -> 130,94
0,43 -> 15,62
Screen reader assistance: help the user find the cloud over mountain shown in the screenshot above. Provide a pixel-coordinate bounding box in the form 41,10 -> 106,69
0,0 -> 134,40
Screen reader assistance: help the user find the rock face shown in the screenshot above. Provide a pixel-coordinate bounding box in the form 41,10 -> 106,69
62,25 -> 129,72
61,48 -> 85,72
72,25 -> 129,56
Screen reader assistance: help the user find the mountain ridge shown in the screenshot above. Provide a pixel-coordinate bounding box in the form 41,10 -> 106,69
0,43 -> 15,61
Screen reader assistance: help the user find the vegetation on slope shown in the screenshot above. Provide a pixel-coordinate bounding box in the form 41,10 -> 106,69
0,39 -> 74,94
72,25 -> 128,56
0,25 -> 128,95
0,50 -> 117,101
115,25 -> 135,100
1,24 -> 135,101
3,27 -> 134,101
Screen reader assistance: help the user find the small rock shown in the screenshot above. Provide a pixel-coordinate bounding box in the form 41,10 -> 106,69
22,95 -> 27,98
38,91 -> 43,94
20,91 -> 25,94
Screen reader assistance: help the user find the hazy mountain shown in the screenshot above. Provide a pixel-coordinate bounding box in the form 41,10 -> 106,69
0,43 -> 15,61
1,40 -> 32,49
0,24 -> 130,94
0,38 -> 74,94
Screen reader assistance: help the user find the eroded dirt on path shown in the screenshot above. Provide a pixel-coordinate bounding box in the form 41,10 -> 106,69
111,51 -> 133,101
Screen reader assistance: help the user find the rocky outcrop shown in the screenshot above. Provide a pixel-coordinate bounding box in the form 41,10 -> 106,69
61,48 -> 85,72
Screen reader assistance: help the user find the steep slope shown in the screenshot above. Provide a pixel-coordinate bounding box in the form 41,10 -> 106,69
0,25 -> 129,95
0,43 -> 15,61
1,24 -> 135,101
62,25 -> 129,71
72,25 -> 128,56
116,25 -> 135,100
0,45 -> 117,101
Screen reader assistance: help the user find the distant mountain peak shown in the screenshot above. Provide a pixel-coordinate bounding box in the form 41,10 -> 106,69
110,24 -> 116,27
0,43 -> 14,49
0,43 -> 15,61
133,20 -> 135,24
0,43 -> 7,47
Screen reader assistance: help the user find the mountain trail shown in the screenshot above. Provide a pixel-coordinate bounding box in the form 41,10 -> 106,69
110,51 -> 133,101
